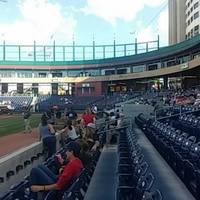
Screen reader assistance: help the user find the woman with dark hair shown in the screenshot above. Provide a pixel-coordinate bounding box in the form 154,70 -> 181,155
58,120 -> 79,145
39,114 -> 56,158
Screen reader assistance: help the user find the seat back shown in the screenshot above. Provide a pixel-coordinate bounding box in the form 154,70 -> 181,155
44,190 -> 63,200
142,189 -> 163,200
134,173 -> 155,200
181,136 -> 196,151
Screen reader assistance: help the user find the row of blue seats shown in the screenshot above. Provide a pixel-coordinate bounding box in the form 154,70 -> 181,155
116,127 -> 162,200
172,114 -> 200,140
37,95 -> 104,112
0,96 -> 32,112
137,118 -> 200,199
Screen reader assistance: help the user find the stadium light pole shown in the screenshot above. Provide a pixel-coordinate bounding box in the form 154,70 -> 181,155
92,33 -> 95,60
113,33 -> 116,58
130,31 -> 137,55
72,33 -> 75,61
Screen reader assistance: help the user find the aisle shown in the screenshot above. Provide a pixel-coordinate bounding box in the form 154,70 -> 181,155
84,145 -> 118,200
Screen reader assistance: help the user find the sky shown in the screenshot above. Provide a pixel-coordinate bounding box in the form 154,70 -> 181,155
0,0 -> 169,47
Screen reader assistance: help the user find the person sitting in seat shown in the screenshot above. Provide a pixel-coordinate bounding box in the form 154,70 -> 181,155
39,114 -> 56,159
58,120 -> 79,146
30,141 -> 83,194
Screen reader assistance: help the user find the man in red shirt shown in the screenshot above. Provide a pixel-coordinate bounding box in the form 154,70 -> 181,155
30,141 -> 83,192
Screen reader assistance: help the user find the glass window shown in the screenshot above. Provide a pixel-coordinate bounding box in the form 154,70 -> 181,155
194,25 -> 199,31
191,29 -> 194,37
194,12 -> 199,19
105,70 -> 115,75
82,83 -> 90,87
132,65 -> 146,73
38,73 -> 47,78
194,25 -> 199,35
194,2 -> 198,9
117,68 -> 127,74
84,69 -> 100,76
68,70 -> 83,77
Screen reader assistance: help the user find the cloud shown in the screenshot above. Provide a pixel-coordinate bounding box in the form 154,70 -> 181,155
82,0 -> 166,25
0,0 -> 77,44
137,6 -> 168,46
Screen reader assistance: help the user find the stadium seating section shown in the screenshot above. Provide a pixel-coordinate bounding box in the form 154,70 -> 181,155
135,107 -> 200,199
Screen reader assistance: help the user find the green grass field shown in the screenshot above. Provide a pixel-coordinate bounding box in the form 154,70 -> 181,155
0,114 -> 41,137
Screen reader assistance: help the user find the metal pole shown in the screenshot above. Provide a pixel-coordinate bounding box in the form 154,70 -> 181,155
135,38 -> 137,55
63,46 -> 65,61
3,40 -> 5,61
157,35 -> 160,50
83,46 -> 85,61
53,40 -> 56,62
113,39 -> 116,58
44,46 -> 46,62
103,46 -> 105,59
18,45 -> 21,61
73,40 -> 75,61
124,44 -> 126,56
33,41 -> 36,62
93,39 -> 95,60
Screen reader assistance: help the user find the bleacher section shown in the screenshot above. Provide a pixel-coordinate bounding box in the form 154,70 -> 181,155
0,96 -> 32,112
136,108 -> 200,199
36,95 -> 104,112
36,93 -> 137,112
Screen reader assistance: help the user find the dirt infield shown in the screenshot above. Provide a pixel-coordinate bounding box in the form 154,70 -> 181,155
0,128 -> 40,158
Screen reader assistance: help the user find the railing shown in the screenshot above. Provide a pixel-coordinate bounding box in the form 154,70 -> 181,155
155,105 -> 200,121
0,38 -> 159,62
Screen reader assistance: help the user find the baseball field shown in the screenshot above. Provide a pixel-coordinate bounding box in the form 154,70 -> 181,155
0,114 -> 41,137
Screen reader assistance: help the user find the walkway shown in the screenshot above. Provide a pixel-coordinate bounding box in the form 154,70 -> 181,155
84,145 -> 118,200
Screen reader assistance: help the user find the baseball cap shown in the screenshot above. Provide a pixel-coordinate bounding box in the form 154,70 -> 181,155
64,141 -> 81,156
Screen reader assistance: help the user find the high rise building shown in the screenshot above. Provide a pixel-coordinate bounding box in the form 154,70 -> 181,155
169,0 -> 177,44
169,0 -> 200,44
169,0 -> 186,45
186,0 -> 200,39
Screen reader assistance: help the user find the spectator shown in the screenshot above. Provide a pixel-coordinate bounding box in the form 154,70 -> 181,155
76,139 -> 92,168
58,120 -> 79,146
66,107 -> 78,121
39,114 -> 56,158
194,93 -> 200,105
81,107 -> 96,126
92,105 -> 98,114
30,142 -> 83,196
